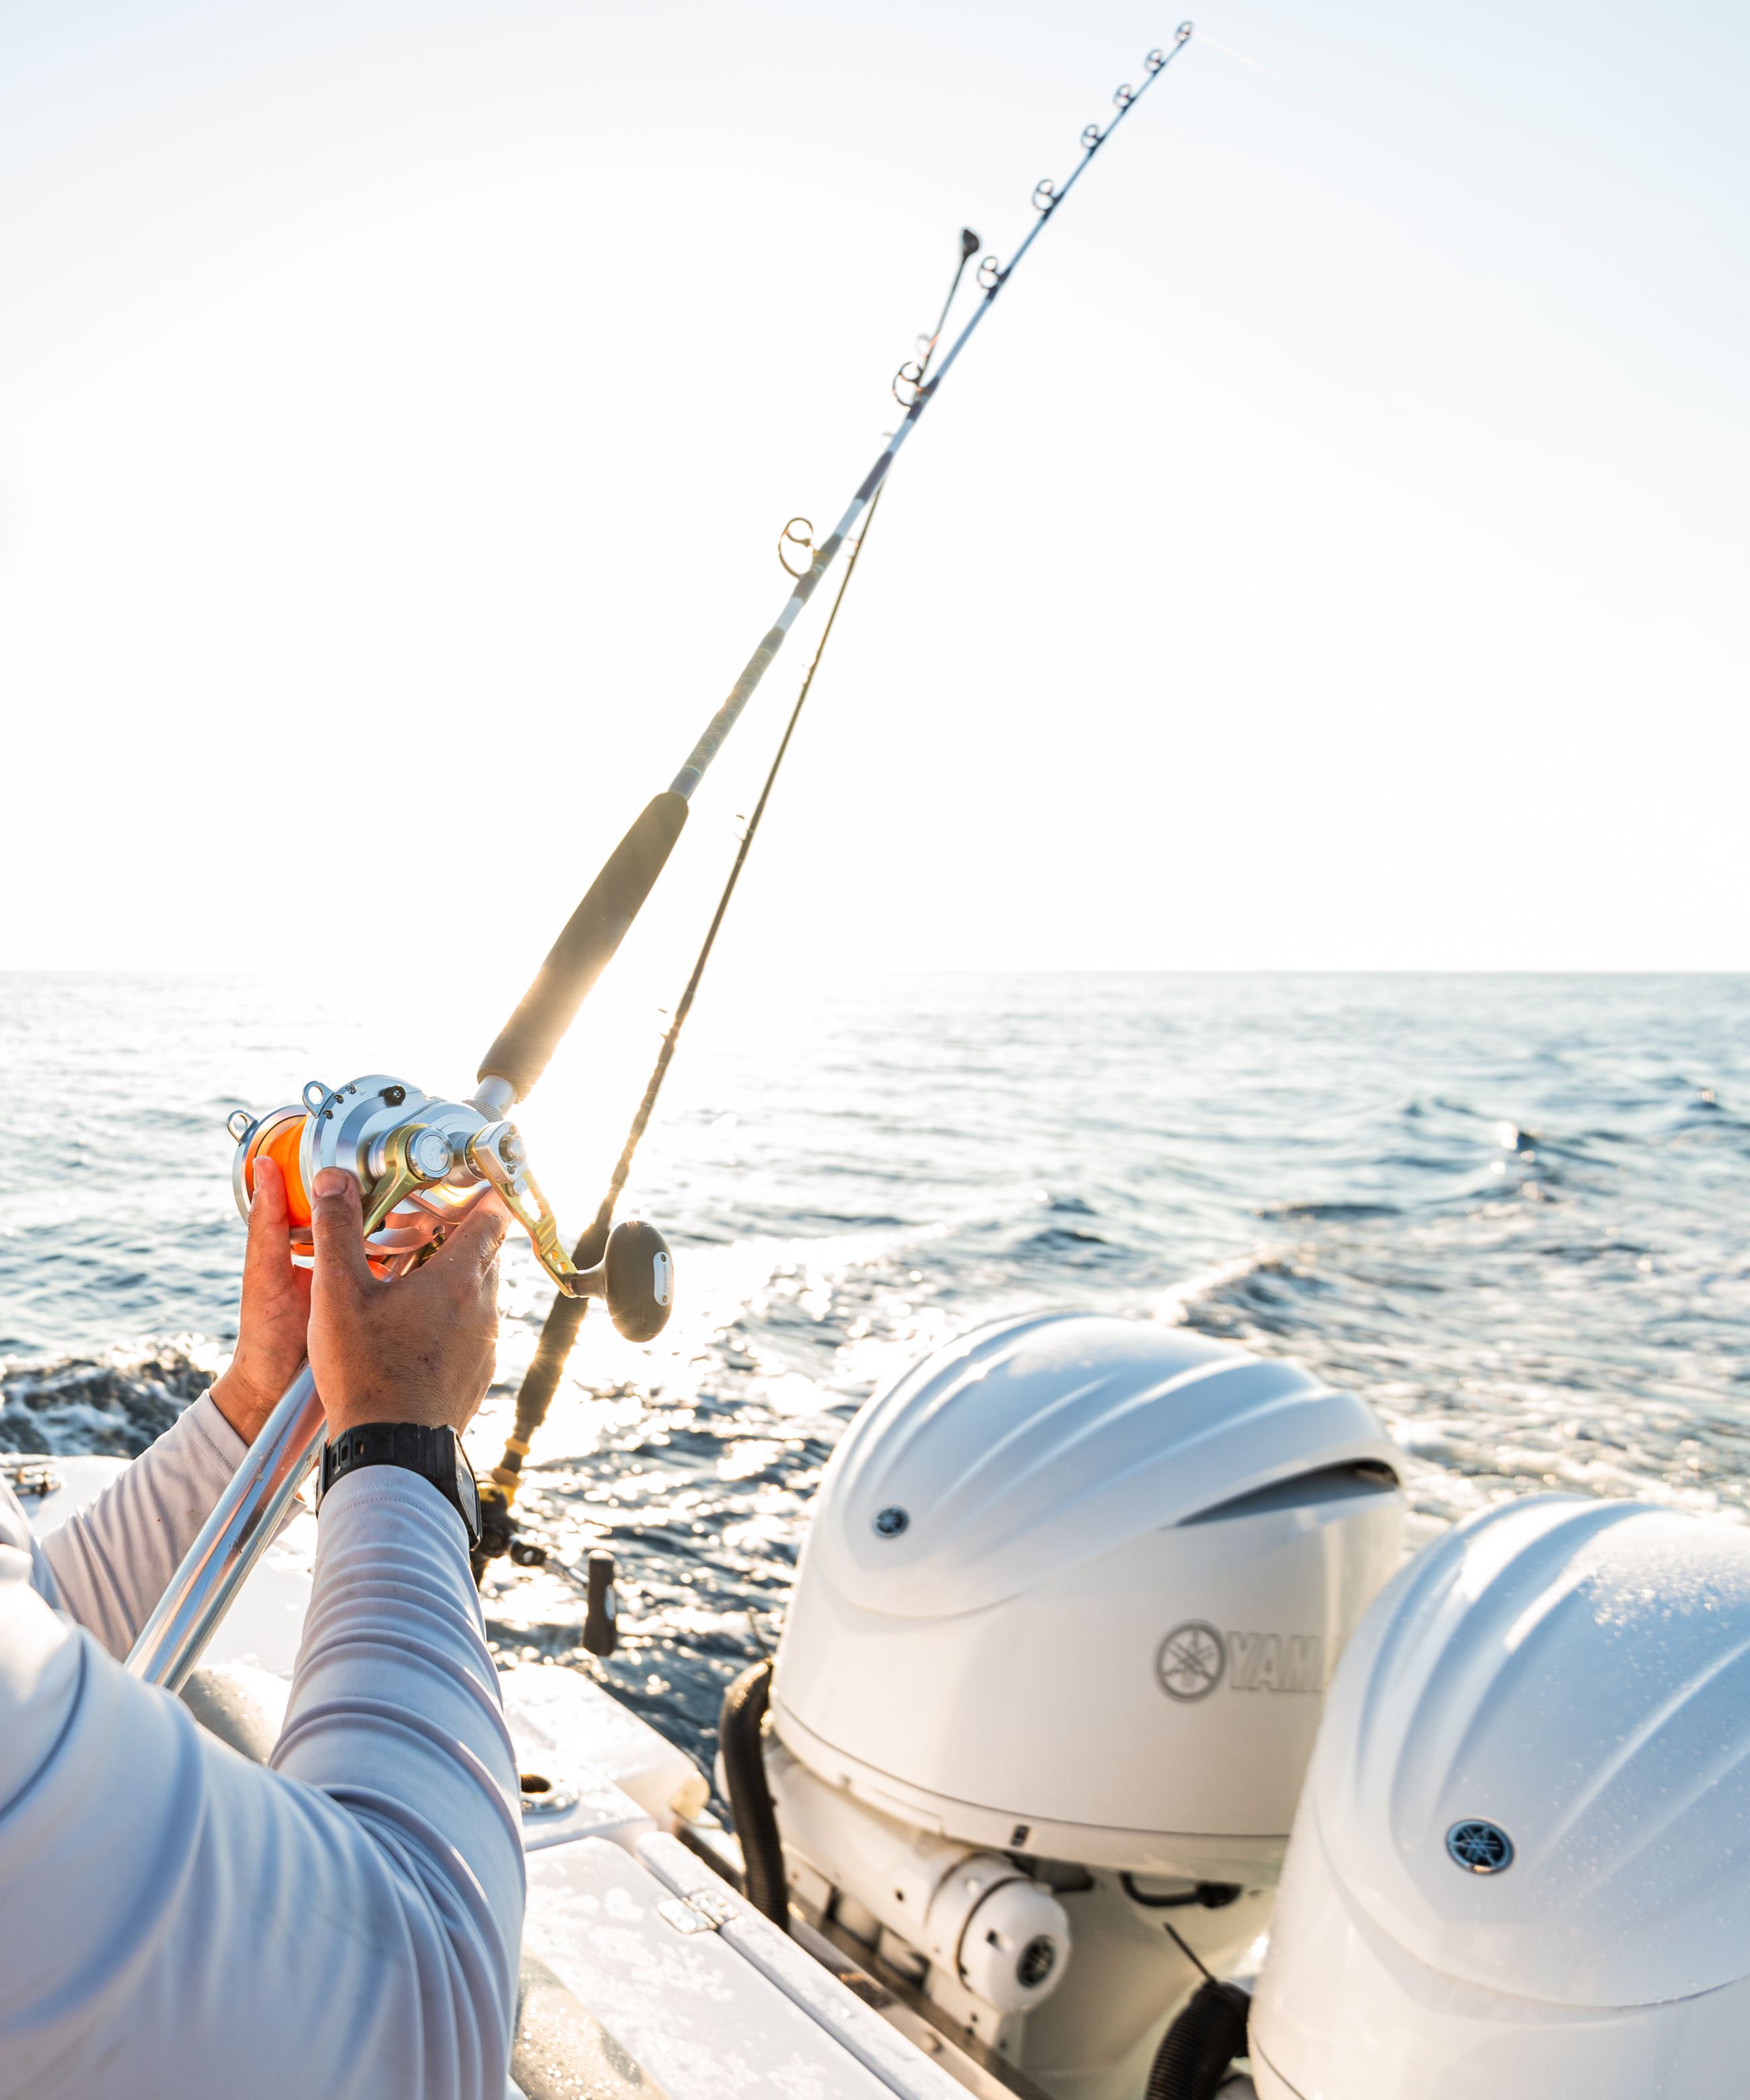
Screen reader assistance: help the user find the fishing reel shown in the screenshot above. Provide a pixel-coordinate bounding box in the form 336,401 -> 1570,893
227,1074 -> 674,1343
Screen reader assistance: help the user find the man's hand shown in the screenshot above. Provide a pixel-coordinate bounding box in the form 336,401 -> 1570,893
210,1154 -> 313,1444
308,1168 -> 508,1436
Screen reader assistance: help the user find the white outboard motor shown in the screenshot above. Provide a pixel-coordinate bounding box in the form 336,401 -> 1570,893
1251,1494 -> 1750,2099
767,1313 -> 1404,2098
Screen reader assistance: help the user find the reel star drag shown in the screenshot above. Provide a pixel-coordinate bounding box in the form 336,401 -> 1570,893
226,1076 -> 674,1342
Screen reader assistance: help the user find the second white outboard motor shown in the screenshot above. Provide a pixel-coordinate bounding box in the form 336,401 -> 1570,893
764,1312 -> 1405,2099
1251,1494 -> 1750,2099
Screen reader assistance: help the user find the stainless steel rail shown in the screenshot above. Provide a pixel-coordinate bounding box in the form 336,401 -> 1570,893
124,1366 -> 324,1691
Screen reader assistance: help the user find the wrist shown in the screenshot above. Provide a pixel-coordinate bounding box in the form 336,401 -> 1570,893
322,1394 -> 470,1438
318,1420 -> 481,1548
208,1368 -> 278,1445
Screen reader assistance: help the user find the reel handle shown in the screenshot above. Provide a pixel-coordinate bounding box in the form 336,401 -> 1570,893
572,1218 -> 674,1343
465,1130 -> 673,1331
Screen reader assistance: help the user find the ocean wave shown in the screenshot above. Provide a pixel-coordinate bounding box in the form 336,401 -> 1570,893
1154,1247 -> 1286,1328
1257,1200 -> 1401,1222
0,1345 -> 217,1457
1013,1225 -> 1117,1259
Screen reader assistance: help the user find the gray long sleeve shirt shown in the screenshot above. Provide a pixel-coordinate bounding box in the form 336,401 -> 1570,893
0,1395 -> 525,2099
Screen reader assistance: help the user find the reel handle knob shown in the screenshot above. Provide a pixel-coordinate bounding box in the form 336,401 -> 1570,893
575,1218 -> 674,1341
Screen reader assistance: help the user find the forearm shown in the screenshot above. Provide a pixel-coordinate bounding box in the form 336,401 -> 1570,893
271,1464 -> 527,1969
38,1390 -> 246,1655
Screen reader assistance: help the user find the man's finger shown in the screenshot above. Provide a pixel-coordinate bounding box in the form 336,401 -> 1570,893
244,1155 -> 295,1284
310,1168 -> 376,1292
248,1154 -> 287,1244
427,1193 -> 509,1290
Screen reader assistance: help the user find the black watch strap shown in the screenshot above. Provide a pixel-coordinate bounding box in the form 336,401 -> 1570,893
318,1422 -> 481,1549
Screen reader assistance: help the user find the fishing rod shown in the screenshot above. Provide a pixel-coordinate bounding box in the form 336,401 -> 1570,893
470,22 -> 1193,1117
123,24 -> 1196,1689
474,228 -> 985,1574
474,26 -> 1197,1574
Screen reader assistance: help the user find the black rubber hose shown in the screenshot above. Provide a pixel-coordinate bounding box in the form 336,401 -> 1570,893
718,1658 -> 789,1931
1121,1873 -> 1242,1910
1146,1980 -> 1252,2100
477,790 -> 689,1103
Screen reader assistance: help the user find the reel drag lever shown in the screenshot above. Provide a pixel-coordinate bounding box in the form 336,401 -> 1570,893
361,1124 -> 456,1238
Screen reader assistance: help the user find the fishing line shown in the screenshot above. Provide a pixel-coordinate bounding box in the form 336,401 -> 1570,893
474,24 -> 1199,1572
1191,29 -> 1321,96
1193,29 -> 1412,142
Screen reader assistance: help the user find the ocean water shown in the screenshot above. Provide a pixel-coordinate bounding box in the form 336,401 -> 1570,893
3,970 -> 1748,1765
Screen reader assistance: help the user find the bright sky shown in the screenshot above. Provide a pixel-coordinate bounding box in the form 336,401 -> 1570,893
1,0 -> 1745,989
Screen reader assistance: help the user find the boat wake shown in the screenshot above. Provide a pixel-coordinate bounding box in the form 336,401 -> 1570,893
0,1345 -> 221,1458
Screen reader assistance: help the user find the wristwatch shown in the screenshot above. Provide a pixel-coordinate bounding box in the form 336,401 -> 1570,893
318,1422 -> 482,1549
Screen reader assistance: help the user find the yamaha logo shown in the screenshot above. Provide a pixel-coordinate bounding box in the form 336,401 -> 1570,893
1156,1624 -> 1329,1700
1156,1622 -> 1226,1701
1446,1820 -> 1514,1875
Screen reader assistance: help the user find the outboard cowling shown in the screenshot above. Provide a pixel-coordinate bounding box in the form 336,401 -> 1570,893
774,1312 -> 1403,1879
766,1312 -> 1405,2097
1252,1494 -> 1750,2099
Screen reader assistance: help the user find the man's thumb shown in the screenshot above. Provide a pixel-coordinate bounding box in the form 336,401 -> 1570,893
310,1168 -> 374,1289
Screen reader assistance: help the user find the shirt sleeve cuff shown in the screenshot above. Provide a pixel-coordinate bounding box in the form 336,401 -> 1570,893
315,1463 -> 472,1553
186,1388 -> 250,1474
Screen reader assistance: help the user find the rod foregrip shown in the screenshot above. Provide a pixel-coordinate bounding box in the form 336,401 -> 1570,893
478,792 -> 689,1102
